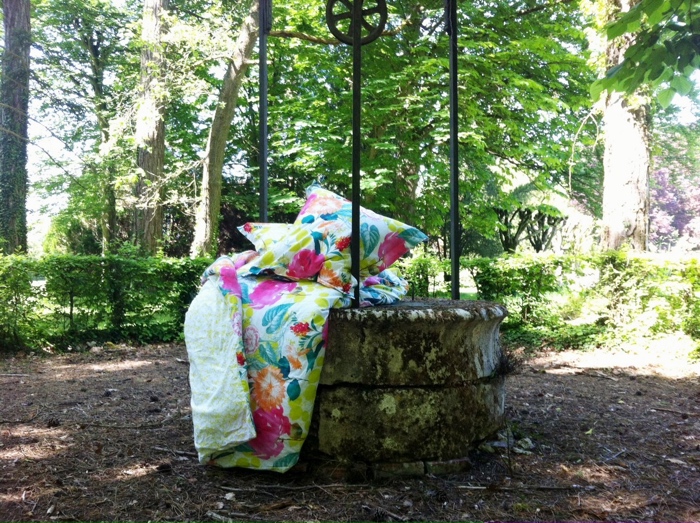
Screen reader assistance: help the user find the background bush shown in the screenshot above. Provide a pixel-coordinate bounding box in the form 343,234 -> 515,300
2,251 -> 699,359
1,254 -> 211,351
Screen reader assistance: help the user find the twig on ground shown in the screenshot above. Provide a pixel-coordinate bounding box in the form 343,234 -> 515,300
218,486 -> 277,498
219,483 -> 370,492
604,449 -> 627,462
0,412 -> 39,424
78,418 -> 174,430
362,504 -> 409,521
652,407 -> 697,417
579,370 -> 618,381
153,446 -> 198,457
457,484 -> 595,491
206,511 -> 229,522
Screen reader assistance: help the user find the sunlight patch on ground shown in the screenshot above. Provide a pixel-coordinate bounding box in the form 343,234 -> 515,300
0,427 -> 72,461
528,335 -> 700,379
50,359 -> 159,380
120,464 -> 158,478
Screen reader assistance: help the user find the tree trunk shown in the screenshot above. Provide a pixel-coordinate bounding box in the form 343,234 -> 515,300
0,0 -> 31,254
600,0 -> 650,251
135,0 -> 169,255
74,20 -> 116,255
190,0 -> 258,258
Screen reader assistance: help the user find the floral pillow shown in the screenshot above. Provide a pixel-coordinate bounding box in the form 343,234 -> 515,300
238,219 -> 355,295
295,185 -> 428,273
239,223 -> 295,252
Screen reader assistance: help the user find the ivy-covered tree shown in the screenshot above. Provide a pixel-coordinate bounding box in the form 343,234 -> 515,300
0,0 -> 31,254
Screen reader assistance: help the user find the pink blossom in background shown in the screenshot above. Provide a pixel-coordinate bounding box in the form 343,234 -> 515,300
377,232 -> 407,270
248,279 -> 297,309
286,249 -> 325,279
248,406 -> 291,459
220,266 -> 242,297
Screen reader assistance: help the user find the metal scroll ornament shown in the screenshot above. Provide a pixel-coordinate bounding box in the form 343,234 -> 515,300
326,0 -> 387,45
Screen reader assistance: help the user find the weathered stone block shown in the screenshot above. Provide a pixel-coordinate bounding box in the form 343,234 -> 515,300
315,380 -> 505,462
309,299 -> 507,468
322,300 -> 507,386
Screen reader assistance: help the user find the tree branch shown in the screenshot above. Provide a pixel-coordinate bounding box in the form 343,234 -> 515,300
512,0 -> 575,19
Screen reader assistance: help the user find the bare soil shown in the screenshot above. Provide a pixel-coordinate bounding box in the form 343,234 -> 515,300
1,342 -> 698,522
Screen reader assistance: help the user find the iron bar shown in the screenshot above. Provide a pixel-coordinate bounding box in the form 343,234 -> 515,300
259,0 -> 272,222
351,0 -> 362,306
447,0 -> 460,300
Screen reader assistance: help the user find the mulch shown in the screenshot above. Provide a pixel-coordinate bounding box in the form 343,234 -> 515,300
0,342 -> 698,522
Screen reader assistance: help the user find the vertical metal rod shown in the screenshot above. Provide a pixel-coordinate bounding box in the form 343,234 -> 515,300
259,0 -> 271,222
351,1 -> 362,307
447,0 -> 460,300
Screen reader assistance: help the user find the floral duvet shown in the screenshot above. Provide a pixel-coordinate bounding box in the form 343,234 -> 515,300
184,184 -> 427,472
184,253 -> 409,472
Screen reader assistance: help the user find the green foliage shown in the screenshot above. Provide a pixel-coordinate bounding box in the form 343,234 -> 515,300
0,255 -> 41,351
28,0 -> 599,257
501,321 -> 606,352
463,254 -> 572,322
591,0 -> 700,106
467,251 -> 700,357
0,254 -> 211,351
397,245 -> 445,299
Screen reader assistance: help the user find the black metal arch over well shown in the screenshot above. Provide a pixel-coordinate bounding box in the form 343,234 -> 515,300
257,0 -> 461,304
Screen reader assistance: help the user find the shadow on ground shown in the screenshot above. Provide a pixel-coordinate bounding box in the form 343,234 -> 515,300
0,343 -> 698,521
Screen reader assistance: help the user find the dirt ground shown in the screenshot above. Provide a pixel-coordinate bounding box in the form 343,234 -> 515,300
1,341 -> 699,522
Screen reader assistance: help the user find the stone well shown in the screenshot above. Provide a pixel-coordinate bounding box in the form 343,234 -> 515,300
305,299 -> 508,474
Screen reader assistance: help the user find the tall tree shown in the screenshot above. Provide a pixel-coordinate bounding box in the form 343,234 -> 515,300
135,0 -> 169,254
32,0 -> 137,254
599,0 -> 650,250
190,0 -> 258,258
0,0 -> 31,254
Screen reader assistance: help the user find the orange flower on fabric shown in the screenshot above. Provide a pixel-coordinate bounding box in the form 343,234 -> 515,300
288,355 -> 303,370
319,265 -> 343,289
252,366 -> 286,411
283,344 -> 305,371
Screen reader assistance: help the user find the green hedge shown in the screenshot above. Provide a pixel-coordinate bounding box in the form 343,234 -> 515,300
4,251 -> 700,357
0,254 -> 211,351
462,251 -> 700,354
